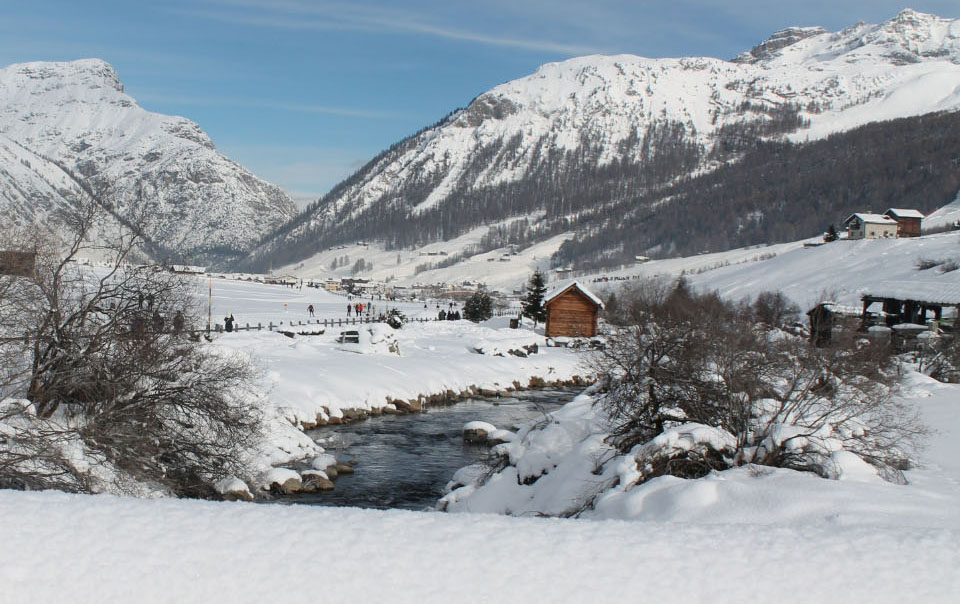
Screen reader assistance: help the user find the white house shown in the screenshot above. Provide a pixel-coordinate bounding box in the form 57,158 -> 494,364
842,213 -> 898,240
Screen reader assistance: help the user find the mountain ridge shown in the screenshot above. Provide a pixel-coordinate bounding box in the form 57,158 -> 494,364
0,58 -> 297,265
246,9 -> 960,277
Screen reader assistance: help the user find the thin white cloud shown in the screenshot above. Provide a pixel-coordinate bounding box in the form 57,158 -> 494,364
171,1 -> 608,56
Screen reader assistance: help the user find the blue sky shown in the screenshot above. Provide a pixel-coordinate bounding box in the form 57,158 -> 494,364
2,1 -> 959,203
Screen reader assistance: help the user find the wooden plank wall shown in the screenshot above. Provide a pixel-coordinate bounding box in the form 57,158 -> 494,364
546,290 -> 598,337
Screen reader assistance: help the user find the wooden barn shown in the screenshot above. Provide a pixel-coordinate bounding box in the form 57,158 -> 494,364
883,208 -> 924,237
544,281 -> 604,338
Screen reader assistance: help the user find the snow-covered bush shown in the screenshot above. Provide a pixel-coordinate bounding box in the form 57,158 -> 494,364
592,278 -> 924,484
384,308 -> 406,329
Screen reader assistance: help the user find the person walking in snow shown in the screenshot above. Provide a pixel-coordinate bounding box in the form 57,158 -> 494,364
224,313 -> 235,333
308,304 -> 315,317
173,310 -> 185,335
347,303 -> 352,316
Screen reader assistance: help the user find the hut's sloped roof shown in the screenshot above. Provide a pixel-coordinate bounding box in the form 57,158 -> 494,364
885,208 -> 924,219
545,281 -> 605,309
843,213 -> 897,226
863,280 -> 960,305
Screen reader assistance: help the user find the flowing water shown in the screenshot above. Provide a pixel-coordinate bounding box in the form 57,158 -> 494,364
288,388 -> 581,510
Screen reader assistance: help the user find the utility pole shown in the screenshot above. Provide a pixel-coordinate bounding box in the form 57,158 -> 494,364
207,276 -> 212,332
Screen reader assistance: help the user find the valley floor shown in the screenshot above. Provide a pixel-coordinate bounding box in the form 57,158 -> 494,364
1,278 -> 958,604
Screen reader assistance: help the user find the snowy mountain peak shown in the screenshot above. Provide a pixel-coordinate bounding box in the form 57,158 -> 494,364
5,58 -> 124,94
0,58 -> 295,265
734,26 -> 828,63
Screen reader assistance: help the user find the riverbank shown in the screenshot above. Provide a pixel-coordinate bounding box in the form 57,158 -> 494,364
214,317 -> 591,496
293,387 -> 580,509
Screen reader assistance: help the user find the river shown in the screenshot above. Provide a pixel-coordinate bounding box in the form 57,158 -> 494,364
285,387 -> 581,510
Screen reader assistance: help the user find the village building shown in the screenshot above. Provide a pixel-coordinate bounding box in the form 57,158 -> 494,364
842,213 -> 898,239
806,302 -> 862,346
883,208 -> 924,237
860,281 -> 960,328
544,281 -> 604,338
169,264 -> 206,275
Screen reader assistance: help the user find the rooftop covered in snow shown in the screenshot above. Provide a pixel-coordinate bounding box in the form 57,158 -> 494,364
863,281 -> 960,306
843,213 -> 897,225
545,281 -> 605,308
885,208 -> 924,219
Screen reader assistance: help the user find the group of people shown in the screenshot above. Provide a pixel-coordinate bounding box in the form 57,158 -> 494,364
129,309 -> 186,337
437,309 -> 461,321
347,302 -> 375,317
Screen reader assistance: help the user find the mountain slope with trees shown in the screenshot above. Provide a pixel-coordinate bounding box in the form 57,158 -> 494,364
245,10 -> 960,276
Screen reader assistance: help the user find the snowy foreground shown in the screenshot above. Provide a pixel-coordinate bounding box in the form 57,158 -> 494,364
2,371 -> 958,603
0,480 -> 956,604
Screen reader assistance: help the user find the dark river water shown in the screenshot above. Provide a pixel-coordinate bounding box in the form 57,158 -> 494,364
284,387 -> 581,510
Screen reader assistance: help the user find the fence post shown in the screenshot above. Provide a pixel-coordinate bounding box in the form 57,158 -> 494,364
258,322 -> 262,331
269,322 -> 274,331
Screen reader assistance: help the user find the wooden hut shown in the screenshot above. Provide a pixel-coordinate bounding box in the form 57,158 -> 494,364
883,208 -> 924,237
544,281 -> 604,338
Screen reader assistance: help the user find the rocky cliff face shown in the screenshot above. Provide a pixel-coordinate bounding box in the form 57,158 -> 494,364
249,9 -> 960,273
0,59 -> 296,265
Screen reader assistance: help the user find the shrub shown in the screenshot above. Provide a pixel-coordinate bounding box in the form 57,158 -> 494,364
590,278 -> 923,485
385,308 -> 406,329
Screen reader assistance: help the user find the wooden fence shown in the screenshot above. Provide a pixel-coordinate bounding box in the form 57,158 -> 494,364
211,315 -> 444,333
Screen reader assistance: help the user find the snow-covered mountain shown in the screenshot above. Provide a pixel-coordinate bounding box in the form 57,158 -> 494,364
250,9 -> 960,276
0,59 -> 296,264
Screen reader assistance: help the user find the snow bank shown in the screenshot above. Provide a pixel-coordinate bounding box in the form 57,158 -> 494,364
1,488 -> 956,604
444,371 -> 960,533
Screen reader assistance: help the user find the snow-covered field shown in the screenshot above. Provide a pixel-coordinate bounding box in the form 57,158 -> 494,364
687,230 -> 960,309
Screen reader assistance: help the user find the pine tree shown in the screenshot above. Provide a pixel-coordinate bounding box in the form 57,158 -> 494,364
522,270 -> 548,326
824,224 -> 839,242
463,290 -> 493,322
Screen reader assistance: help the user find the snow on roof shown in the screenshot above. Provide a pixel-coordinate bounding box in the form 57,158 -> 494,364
822,302 -> 861,316
885,208 -> 924,219
863,281 -> 960,305
544,280 -> 605,308
843,213 -> 897,225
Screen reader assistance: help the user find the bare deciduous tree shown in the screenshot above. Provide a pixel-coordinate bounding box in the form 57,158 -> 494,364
1,202 -> 261,496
